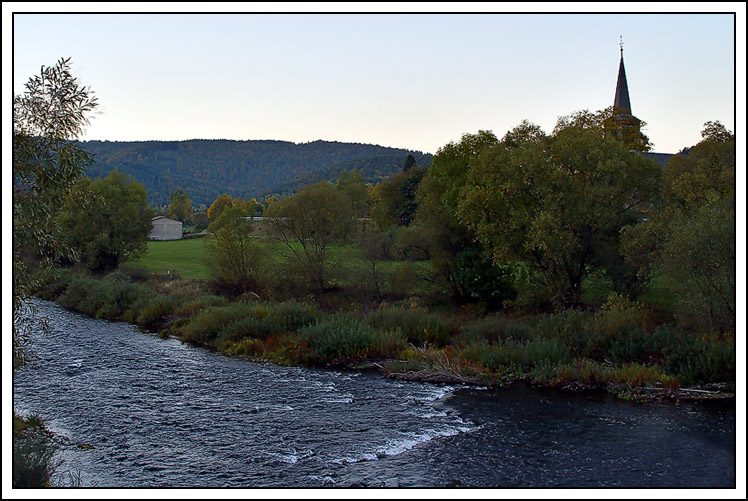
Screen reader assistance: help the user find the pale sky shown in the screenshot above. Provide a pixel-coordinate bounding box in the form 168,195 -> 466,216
7,5 -> 742,154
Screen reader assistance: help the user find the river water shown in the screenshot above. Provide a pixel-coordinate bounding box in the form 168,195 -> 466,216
13,300 -> 735,488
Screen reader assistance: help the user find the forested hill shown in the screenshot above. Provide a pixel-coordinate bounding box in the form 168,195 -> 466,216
78,139 -> 432,206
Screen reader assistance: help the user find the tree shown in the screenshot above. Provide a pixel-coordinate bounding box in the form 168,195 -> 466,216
622,122 -> 735,334
58,170 -> 154,272
168,188 -> 192,222
243,197 -> 264,217
356,223 -> 395,300
264,182 -> 353,289
457,120 -> 661,310
13,57 -> 98,367
369,166 -> 427,230
189,212 -> 210,230
554,106 -> 652,152
403,154 -> 417,173
205,205 -> 266,295
409,130 -> 515,307
207,193 -> 235,221
335,169 -> 370,220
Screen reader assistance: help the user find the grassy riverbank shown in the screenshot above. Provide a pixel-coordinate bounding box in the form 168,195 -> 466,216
33,258 -> 735,402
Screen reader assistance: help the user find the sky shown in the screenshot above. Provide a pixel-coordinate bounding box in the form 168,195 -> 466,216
7,5 -> 743,155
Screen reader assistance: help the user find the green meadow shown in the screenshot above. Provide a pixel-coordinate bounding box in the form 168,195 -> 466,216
134,237 -> 428,287
135,238 -> 211,279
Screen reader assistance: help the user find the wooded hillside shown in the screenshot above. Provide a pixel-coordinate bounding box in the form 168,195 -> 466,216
78,139 -> 432,206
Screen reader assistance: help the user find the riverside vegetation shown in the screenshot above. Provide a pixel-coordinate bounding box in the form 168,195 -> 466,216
30,115 -> 736,402
33,236 -> 734,401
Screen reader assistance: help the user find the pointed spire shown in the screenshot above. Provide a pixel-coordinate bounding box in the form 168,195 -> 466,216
613,37 -> 632,115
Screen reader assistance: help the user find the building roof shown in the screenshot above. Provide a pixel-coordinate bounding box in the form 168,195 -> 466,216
151,216 -> 182,224
613,46 -> 632,115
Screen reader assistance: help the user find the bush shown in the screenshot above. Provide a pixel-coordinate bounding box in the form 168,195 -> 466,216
296,313 -> 377,364
174,295 -> 229,318
58,275 -> 106,315
267,301 -> 319,332
96,277 -> 153,320
521,338 -> 572,367
178,303 -> 253,345
223,337 -> 266,358
582,295 -> 653,361
218,315 -> 275,343
117,262 -> 152,282
611,363 -> 668,387
13,414 -> 59,488
366,307 -> 450,347
136,296 -> 174,328
556,359 -> 613,385
535,309 -> 592,356
459,339 -> 523,371
32,267 -> 75,301
369,328 -> 408,359
56,271 -> 154,321
457,315 -> 534,345
652,325 -> 735,384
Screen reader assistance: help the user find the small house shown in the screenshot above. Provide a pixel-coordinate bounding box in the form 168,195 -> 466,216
149,216 -> 182,240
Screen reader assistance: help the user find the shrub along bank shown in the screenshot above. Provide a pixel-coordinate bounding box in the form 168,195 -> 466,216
34,266 -> 735,400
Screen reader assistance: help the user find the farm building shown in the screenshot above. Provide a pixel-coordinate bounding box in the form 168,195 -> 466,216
149,216 -> 183,240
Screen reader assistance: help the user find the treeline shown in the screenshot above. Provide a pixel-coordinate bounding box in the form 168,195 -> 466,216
41,108 -> 735,343
202,110 -> 735,339
78,138 -> 431,206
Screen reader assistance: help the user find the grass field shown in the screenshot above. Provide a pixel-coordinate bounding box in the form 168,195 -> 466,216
133,237 -> 427,286
134,238 -> 211,279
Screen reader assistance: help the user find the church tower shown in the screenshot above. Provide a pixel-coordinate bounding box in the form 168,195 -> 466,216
613,38 -> 632,115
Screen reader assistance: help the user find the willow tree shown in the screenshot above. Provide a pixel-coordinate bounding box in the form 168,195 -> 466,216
408,130 -> 516,306
457,120 -> 661,310
58,171 -> 154,272
13,58 -> 98,367
205,205 -> 266,295
265,182 -> 353,290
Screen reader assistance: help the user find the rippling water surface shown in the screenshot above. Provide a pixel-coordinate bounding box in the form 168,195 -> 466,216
13,301 -> 735,488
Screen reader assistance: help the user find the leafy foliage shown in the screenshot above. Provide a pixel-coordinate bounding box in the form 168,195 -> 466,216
410,133 -> 517,307
13,57 -> 98,367
457,120 -> 661,309
622,121 -> 735,335
168,188 -> 192,222
265,182 -> 353,289
58,170 -> 154,272
370,166 -> 428,229
13,414 -> 59,487
205,206 -> 267,295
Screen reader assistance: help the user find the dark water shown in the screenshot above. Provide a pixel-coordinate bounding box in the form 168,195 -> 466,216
13,300 -> 735,488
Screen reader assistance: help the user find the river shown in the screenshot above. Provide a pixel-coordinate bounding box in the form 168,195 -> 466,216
13,300 -> 735,488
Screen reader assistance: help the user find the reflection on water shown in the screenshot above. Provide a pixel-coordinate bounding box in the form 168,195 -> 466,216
14,300 -> 735,488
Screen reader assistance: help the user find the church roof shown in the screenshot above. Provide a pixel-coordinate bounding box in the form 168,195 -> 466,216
613,46 -> 632,115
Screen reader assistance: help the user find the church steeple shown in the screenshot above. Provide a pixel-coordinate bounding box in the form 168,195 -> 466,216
613,37 -> 632,115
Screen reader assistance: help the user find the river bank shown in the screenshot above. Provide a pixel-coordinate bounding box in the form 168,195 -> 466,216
31,266 -> 736,403
14,300 -> 737,488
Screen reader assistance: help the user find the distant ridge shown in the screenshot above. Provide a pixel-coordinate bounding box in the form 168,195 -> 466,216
78,139 -> 432,206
